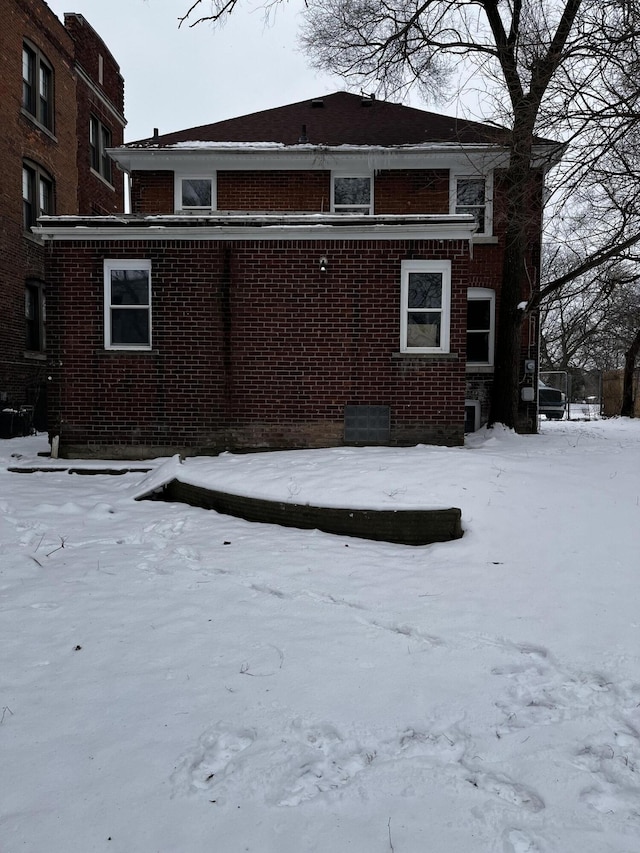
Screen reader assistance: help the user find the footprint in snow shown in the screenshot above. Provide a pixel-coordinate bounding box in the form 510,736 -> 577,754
171,725 -> 257,798
503,828 -> 543,852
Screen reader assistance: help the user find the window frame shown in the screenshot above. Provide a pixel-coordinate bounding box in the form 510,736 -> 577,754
23,160 -> 54,231
400,260 -> 452,354
466,287 -> 496,368
104,259 -> 152,351
331,174 -> 373,214
451,173 -> 493,236
25,280 -> 46,353
175,175 -> 216,212
90,115 -> 113,184
22,40 -> 54,131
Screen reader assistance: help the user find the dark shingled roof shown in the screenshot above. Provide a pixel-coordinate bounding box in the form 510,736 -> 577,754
127,91 -> 519,149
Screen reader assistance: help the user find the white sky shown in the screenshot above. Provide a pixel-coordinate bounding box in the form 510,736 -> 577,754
44,0 -> 348,142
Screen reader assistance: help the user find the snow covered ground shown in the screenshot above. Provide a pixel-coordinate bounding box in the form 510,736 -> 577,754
2,418 -> 640,853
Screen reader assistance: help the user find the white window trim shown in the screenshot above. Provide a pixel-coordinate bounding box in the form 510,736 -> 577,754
104,259 -> 152,351
450,172 -> 493,236
175,174 -> 216,212
400,260 -> 451,354
466,286 -> 495,368
331,173 -> 373,214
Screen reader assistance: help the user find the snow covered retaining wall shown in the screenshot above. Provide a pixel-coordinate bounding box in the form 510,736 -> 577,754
149,479 -> 463,546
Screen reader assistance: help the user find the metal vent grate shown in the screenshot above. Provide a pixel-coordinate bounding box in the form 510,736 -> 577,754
344,405 -> 390,443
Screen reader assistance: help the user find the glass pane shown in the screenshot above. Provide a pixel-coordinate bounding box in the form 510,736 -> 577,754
22,48 -> 32,83
39,178 -> 52,215
467,298 -> 490,331
467,331 -> 489,362
334,177 -> 370,206
407,313 -> 441,347
23,167 -> 33,201
111,309 -> 149,345
408,272 -> 442,309
457,178 -> 485,206
110,270 -> 149,305
182,179 -> 211,207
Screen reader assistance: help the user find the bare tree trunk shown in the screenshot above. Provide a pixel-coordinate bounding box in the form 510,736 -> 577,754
620,327 -> 640,416
488,117 -> 531,429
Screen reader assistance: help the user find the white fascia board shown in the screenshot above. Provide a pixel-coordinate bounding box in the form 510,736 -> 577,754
109,144 -> 511,174
36,216 -> 477,243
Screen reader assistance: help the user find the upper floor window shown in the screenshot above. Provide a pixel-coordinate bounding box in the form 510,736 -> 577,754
90,116 -> 113,183
22,42 -> 53,131
25,280 -> 46,352
400,260 -> 451,354
332,175 -> 372,214
23,161 -> 53,231
104,260 -> 152,350
178,177 -> 214,211
453,175 -> 490,235
467,287 -> 495,367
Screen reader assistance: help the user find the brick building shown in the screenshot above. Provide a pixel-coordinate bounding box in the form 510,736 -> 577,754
0,0 -> 124,432
37,92 -> 559,458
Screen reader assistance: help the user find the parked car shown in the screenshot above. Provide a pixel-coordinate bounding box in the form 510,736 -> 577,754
538,382 -> 566,420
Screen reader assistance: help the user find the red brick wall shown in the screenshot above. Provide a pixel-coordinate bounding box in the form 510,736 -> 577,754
64,13 -> 125,214
131,171 -> 174,214
47,238 -> 471,456
0,0 -> 124,417
0,0 -> 76,410
217,170 -> 330,211
375,170 -> 449,214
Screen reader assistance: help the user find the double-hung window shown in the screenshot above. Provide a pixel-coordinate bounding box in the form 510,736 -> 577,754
90,116 -> 113,183
466,287 -> 495,367
179,177 -> 214,211
25,280 -> 46,352
22,41 -> 53,131
454,175 -> 489,234
400,260 -> 451,353
23,161 -> 53,231
332,175 -> 372,214
104,260 -> 152,350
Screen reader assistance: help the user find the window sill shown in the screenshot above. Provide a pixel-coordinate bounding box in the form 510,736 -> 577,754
90,167 -> 115,190
466,364 -> 494,373
24,351 -> 47,361
20,108 -> 57,141
393,352 -> 459,361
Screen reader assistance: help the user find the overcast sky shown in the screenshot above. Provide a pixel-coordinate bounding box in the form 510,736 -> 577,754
43,0 -> 351,142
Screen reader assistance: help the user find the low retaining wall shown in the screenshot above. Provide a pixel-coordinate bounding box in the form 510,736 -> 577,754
150,479 -> 463,546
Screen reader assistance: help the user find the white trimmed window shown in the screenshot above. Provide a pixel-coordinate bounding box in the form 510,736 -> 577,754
466,287 -> 495,367
104,260 -> 151,350
176,176 -> 215,211
400,260 -> 451,353
452,174 -> 492,235
332,175 -> 372,214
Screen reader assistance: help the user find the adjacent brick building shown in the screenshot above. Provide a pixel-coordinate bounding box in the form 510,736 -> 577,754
0,0 -> 124,432
38,92 -> 559,458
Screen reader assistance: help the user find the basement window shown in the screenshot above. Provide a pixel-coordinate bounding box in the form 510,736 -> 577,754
104,260 -> 152,350
400,260 -> 451,354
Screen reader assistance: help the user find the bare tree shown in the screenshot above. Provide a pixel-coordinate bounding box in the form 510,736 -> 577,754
180,0 -> 640,428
